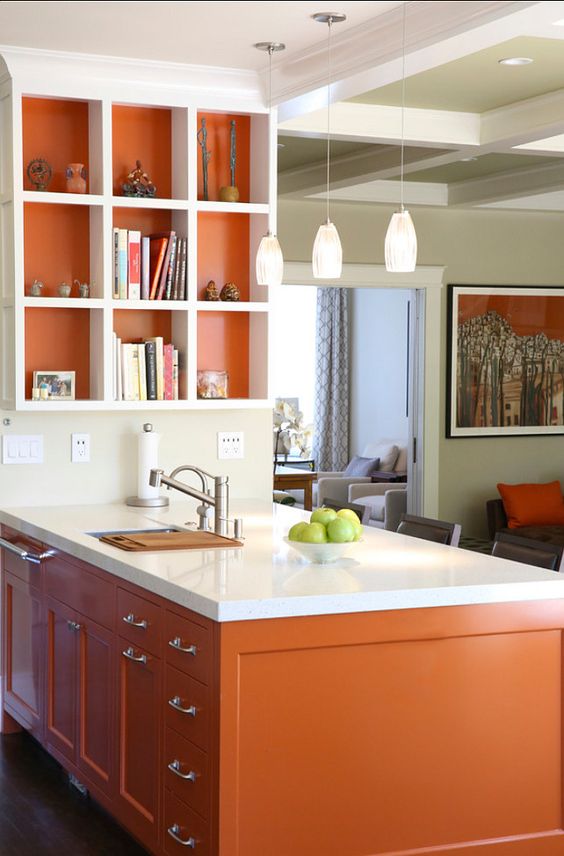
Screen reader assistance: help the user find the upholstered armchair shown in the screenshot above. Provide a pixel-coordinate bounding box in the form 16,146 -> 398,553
348,483 -> 407,530
316,441 -> 407,510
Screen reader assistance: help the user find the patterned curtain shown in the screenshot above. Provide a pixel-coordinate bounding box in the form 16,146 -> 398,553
312,287 -> 349,471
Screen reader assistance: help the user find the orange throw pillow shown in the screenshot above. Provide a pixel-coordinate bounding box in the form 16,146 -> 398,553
497,481 -> 564,529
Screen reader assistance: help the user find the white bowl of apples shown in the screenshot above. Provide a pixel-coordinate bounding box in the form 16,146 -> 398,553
284,507 -> 362,564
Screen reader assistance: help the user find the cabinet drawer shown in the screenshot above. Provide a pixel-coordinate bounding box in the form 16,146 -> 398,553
165,666 -> 210,752
165,610 -> 212,684
164,789 -> 210,856
45,555 -> 114,629
118,588 -> 162,656
1,529 -> 45,588
165,727 -> 209,820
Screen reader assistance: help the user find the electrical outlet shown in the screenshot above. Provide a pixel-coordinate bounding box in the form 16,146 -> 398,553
71,433 -> 90,463
217,431 -> 244,460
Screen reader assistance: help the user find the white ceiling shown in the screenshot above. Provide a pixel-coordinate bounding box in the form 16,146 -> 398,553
0,1 -> 402,69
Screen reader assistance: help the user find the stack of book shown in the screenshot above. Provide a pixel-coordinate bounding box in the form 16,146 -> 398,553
113,229 -> 188,300
112,334 -> 179,401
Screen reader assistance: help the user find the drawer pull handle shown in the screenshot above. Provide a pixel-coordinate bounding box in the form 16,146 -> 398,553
123,613 -> 148,629
122,647 -> 147,665
0,537 -> 54,565
67,620 -> 81,632
168,760 -> 196,782
169,637 -> 197,656
167,824 -> 195,848
168,695 -> 196,717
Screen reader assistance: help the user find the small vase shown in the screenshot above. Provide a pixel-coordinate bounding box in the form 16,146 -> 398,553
219,185 -> 239,203
66,163 -> 87,194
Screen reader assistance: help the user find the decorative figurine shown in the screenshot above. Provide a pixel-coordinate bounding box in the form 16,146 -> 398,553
204,280 -> 220,301
27,157 -> 52,191
122,160 -> 156,197
66,163 -> 87,193
29,279 -> 44,297
197,117 -> 212,201
58,282 -> 71,298
220,281 -> 240,301
74,279 -> 90,298
219,120 -> 239,202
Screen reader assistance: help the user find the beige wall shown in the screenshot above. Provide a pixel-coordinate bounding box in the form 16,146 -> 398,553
0,408 -> 272,508
279,199 -> 564,538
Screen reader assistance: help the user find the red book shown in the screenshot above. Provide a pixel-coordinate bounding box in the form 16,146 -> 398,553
127,230 -> 141,299
155,230 -> 176,300
163,343 -> 174,400
148,237 -> 168,300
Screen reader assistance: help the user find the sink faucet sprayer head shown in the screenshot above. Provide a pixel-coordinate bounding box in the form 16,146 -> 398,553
149,468 -> 163,487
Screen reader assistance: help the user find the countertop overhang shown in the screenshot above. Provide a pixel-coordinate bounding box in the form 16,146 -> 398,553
1,500 -> 564,622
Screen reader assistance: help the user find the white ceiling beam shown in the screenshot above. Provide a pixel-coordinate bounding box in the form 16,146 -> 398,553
481,87 -> 564,147
279,102 -> 481,148
308,180 -> 449,207
275,1 -> 558,118
448,161 -> 564,205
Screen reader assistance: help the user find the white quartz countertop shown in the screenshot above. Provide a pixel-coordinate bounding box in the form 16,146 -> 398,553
2,500 -> 564,622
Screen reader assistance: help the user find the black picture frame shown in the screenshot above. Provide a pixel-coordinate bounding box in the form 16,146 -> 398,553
447,284 -> 564,437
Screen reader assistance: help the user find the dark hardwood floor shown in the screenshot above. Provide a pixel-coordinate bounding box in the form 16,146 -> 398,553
0,731 -> 149,855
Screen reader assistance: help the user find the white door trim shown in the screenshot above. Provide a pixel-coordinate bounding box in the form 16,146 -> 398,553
282,262 -> 445,518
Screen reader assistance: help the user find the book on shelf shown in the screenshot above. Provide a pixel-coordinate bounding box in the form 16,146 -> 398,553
164,235 -> 177,300
155,231 -> 176,300
127,230 -> 141,300
113,229 -> 120,300
114,336 -> 179,401
149,236 -> 168,300
118,229 -> 128,300
141,236 -> 150,300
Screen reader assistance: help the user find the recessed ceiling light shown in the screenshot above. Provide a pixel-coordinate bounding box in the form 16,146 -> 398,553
460,157 -> 478,162
498,57 -> 533,66
277,142 -> 285,149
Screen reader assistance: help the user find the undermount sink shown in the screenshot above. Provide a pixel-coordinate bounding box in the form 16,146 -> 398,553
88,527 -> 184,540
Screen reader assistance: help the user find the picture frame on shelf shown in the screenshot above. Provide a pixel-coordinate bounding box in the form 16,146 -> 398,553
33,370 -> 76,401
447,284 -> 564,437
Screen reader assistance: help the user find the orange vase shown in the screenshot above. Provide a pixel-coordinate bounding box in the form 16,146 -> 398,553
66,163 -> 87,193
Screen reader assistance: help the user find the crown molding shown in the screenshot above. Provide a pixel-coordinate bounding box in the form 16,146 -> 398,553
0,45 -> 263,103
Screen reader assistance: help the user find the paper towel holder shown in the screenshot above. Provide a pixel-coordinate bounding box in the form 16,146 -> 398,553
126,423 -> 170,508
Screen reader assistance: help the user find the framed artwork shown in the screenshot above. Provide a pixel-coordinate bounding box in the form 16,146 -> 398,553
33,370 -> 75,400
447,285 -> 564,437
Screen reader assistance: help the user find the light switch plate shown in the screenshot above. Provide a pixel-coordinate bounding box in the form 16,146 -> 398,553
2,434 -> 43,464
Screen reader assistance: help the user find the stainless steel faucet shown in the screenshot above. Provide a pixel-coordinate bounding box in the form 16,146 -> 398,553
149,465 -> 232,537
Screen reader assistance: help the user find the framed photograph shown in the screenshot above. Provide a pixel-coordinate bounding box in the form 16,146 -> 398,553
447,285 -> 564,437
33,370 -> 75,401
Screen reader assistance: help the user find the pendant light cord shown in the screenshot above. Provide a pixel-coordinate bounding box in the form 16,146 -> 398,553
400,1 -> 407,211
269,44 -> 274,235
326,16 -> 332,224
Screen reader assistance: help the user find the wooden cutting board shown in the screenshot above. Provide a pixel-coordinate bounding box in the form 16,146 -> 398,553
100,530 -> 243,552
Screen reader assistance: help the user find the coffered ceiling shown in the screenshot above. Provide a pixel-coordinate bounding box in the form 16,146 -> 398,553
277,1 -> 564,213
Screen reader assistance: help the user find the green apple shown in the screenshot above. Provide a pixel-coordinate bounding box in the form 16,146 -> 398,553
326,517 -> 355,543
337,508 -> 362,540
299,522 -> 328,543
310,507 -> 338,527
288,522 -> 308,542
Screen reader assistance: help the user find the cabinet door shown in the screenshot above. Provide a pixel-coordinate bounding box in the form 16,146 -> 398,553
78,617 -> 115,798
45,596 -> 78,764
3,572 -> 44,740
117,639 -> 161,848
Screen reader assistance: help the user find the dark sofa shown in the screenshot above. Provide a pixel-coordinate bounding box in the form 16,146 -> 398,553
486,498 -> 564,546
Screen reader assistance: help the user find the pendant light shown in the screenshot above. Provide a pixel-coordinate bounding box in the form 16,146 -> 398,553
385,1 -> 417,272
254,41 -> 286,287
312,12 -> 346,279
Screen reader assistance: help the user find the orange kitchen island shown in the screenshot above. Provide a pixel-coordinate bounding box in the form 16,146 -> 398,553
2,502 -> 564,856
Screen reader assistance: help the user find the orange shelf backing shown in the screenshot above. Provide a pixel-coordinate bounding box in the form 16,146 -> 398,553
25,308 -> 91,399
112,208 -> 173,237
198,212 -> 249,300
113,309 -> 172,343
197,113 -> 250,203
197,312 -> 249,398
22,97 -> 90,194
112,105 -> 172,198
24,204 -> 90,297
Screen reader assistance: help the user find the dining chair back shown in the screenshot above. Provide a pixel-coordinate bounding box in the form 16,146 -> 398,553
491,531 -> 564,572
396,514 -> 462,547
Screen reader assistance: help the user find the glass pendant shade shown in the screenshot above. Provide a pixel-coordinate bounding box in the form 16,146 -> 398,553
312,220 -> 343,279
256,231 -> 284,287
385,209 -> 417,273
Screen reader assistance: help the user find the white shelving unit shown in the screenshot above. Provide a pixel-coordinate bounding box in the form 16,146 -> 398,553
0,49 -> 276,411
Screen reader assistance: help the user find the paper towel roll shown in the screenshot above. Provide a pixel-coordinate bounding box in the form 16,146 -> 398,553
137,425 -> 161,500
